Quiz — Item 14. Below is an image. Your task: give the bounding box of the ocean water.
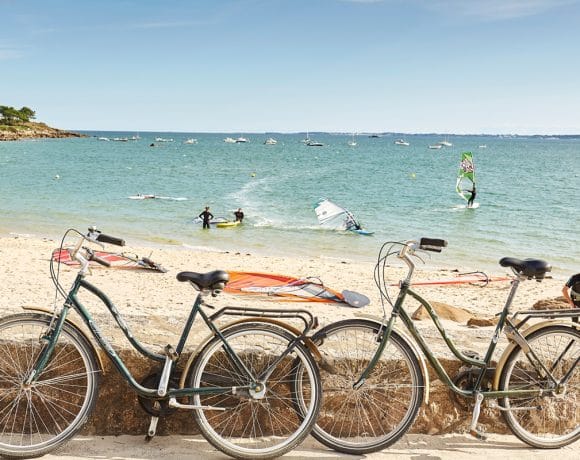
[0,132,578,276]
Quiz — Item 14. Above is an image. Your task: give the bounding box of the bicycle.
[0,227,322,459]
[298,237,579,454]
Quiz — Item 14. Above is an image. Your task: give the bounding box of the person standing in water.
[199,206,214,229]
[467,185,477,208]
[234,208,244,223]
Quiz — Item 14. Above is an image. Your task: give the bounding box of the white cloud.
[424,0,580,20]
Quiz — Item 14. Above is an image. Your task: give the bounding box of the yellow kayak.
[216,221,241,228]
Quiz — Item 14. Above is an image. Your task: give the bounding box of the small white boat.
[97,137,110,141]
[224,137,237,143]
[301,131,311,143]
[236,136,249,143]
[478,144,487,149]
[394,139,410,146]
[438,137,452,147]
[306,140,324,147]
[428,144,442,150]
[112,137,129,142]
[184,138,198,144]
[264,137,277,145]
[347,133,357,146]
[155,137,174,142]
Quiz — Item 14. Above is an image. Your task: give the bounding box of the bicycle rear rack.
[209,306,318,335]
[512,308,579,329]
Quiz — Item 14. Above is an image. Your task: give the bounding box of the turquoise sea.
[0,132,578,276]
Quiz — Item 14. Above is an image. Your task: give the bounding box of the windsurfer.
[562,273,580,308]
[467,185,477,208]
[198,206,214,229]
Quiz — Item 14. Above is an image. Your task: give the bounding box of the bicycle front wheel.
[0,313,100,458]
[499,324,579,448]
[189,323,321,459]
[304,319,424,454]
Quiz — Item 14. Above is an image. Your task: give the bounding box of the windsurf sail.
[314,198,361,231]
[456,152,476,202]
[224,271,370,308]
[389,272,512,287]
[52,248,167,272]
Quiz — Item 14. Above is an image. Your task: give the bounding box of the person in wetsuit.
[199,206,214,229]
[234,208,244,223]
[467,185,477,208]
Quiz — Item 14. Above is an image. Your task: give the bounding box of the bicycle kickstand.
[469,392,487,441]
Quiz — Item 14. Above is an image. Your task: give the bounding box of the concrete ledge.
[79,349,510,437]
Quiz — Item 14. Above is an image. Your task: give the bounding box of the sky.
[2,0,580,134]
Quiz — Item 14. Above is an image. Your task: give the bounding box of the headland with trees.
[0,105,84,141]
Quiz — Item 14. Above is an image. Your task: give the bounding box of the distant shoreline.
[0,121,86,141]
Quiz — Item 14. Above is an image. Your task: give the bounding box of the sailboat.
[314,199,373,235]
[438,135,453,147]
[456,152,477,208]
[347,133,357,146]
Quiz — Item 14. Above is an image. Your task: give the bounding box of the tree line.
[0,106,36,125]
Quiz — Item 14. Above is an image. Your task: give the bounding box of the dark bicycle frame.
[355,276,578,400]
[30,271,313,400]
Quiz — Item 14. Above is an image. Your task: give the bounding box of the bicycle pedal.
[469,429,488,441]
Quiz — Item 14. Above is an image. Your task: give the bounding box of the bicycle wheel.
[0,313,99,458]
[300,319,424,454]
[499,324,579,448]
[189,323,321,459]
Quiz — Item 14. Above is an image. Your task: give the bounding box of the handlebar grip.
[96,233,125,246]
[419,238,448,252]
[90,254,111,267]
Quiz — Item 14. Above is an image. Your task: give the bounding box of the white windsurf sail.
[455,152,476,202]
[314,198,359,231]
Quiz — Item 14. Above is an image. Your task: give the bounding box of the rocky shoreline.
[0,121,85,141]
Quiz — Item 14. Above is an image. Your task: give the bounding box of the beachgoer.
[467,185,477,208]
[562,273,580,308]
[234,208,244,223]
[199,206,214,229]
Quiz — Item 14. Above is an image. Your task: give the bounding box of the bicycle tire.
[188,323,321,459]
[499,324,579,448]
[0,313,100,458]
[299,318,424,454]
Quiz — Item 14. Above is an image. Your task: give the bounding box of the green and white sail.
[455,152,475,202]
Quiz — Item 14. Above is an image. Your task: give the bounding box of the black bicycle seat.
[499,257,551,279]
[176,270,229,291]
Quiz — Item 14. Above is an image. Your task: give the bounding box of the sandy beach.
[0,233,575,458]
[0,233,565,349]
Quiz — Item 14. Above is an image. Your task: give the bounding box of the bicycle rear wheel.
[499,324,579,448]
[0,313,99,458]
[301,319,424,454]
[189,323,321,459]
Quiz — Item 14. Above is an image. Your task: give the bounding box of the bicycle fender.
[354,312,430,404]
[493,319,580,390]
[178,317,321,389]
[21,305,105,372]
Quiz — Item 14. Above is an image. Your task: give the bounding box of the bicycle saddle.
[499,257,551,279]
[176,270,230,291]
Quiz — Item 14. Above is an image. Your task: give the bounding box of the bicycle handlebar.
[88,250,111,267]
[419,237,447,253]
[87,227,125,247]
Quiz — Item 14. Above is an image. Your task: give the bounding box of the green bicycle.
[0,228,321,459]
[301,237,579,454]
